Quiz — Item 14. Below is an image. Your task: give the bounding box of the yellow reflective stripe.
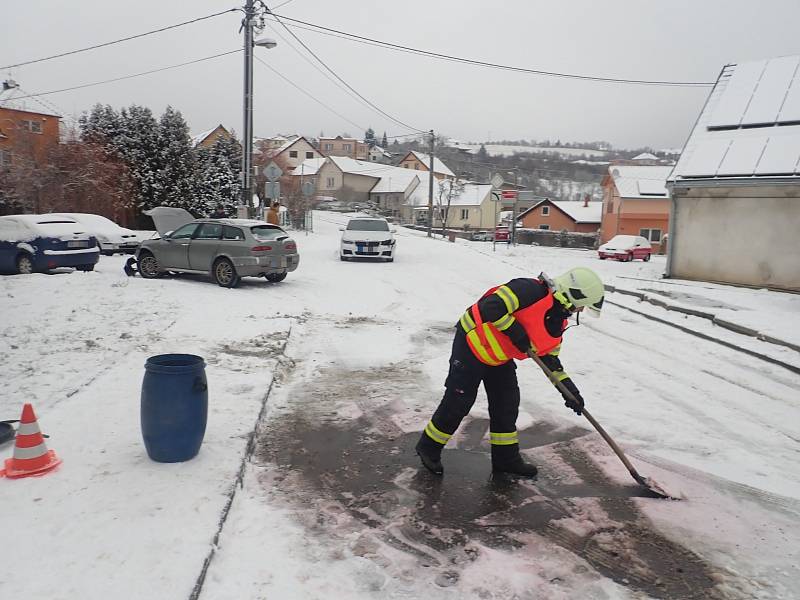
[467,330,503,366]
[489,431,519,445]
[492,314,515,331]
[552,370,569,382]
[460,310,476,333]
[495,285,520,313]
[424,421,451,445]
[482,325,509,362]
[549,345,561,356]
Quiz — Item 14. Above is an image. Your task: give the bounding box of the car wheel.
[213,257,240,288]
[643,253,651,262]
[266,271,287,283]
[16,254,34,275]
[625,253,633,262]
[138,251,161,279]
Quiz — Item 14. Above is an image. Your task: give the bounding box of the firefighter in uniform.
[415,267,605,477]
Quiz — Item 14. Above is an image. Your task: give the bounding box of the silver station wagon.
[134,207,299,287]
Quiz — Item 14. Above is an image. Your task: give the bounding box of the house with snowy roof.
[600,164,673,246]
[517,197,602,233]
[367,144,393,164]
[318,135,369,160]
[258,136,324,173]
[397,150,455,180]
[190,125,233,148]
[293,155,383,204]
[667,54,800,291]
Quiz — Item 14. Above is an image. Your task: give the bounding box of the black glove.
[560,378,584,416]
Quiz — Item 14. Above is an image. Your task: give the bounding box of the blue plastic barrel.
[141,354,208,463]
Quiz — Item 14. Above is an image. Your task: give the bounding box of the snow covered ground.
[455,143,610,159]
[1,213,798,599]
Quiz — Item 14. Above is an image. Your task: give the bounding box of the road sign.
[265,181,280,199]
[301,180,315,198]
[490,173,504,188]
[263,161,283,182]
[501,190,518,200]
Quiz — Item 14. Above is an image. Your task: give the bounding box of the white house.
[667,54,800,292]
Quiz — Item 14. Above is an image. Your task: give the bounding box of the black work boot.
[415,434,444,475]
[491,444,538,478]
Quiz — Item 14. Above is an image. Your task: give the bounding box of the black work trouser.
[429,328,521,442]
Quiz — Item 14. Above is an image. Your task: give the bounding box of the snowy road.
[1,212,798,599]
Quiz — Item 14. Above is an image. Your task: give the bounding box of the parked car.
[471,231,494,242]
[339,217,396,262]
[134,207,299,287]
[494,226,510,243]
[51,213,141,255]
[0,215,99,274]
[598,235,652,261]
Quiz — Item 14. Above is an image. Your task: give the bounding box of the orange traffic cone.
[0,403,61,479]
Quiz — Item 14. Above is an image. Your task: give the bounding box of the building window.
[21,120,42,134]
[0,149,10,167]
[375,195,381,203]
[414,164,419,170]
[289,150,298,158]
[640,228,662,242]
[539,224,550,230]
[326,177,335,188]
[541,206,550,216]
[460,209,469,220]
[324,143,333,151]
[607,201,614,213]
[343,144,351,151]
[306,151,314,159]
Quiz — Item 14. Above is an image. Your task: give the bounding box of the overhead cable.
[269,13,715,88]
[1,8,238,70]
[268,10,426,132]
[8,50,241,100]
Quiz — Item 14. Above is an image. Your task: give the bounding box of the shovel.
[527,350,674,499]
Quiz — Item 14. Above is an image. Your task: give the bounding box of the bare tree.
[436,177,465,238]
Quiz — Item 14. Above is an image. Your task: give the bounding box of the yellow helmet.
[553,267,605,316]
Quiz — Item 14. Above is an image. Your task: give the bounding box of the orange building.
[600,165,673,246]
[0,105,61,168]
[517,198,601,233]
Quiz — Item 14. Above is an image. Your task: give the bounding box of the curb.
[605,284,800,355]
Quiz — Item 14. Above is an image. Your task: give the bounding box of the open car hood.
[144,207,195,237]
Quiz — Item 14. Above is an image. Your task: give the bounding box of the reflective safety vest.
[460,283,565,366]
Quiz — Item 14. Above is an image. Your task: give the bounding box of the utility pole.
[426,129,434,237]
[240,0,256,218]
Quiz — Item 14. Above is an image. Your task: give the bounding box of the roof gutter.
[668,176,800,190]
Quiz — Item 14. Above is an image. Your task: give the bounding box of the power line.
[1,8,238,70]
[269,13,715,88]
[254,56,366,132]
[8,50,242,100]
[267,10,426,132]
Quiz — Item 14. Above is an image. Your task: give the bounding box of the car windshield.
[347,219,389,232]
[251,225,288,241]
[608,235,636,245]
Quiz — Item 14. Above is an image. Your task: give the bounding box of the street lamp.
[240,0,277,217]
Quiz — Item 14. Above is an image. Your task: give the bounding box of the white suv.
[340,217,396,262]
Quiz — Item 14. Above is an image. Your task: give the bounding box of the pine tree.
[381,131,388,147]
[364,127,376,147]
[194,136,241,216]
[154,106,196,212]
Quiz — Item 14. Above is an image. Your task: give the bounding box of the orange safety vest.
[463,283,565,366]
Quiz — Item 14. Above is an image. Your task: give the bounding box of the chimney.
[583,193,590,207]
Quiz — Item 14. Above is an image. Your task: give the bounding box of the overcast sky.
[3,0,800,150]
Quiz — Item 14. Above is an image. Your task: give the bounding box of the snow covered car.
[339,217,396,261]
[134,207,299,288]
[598,235,652,261]
[51,213,141,255]
[0,215,99,274]
[471,231,494,242]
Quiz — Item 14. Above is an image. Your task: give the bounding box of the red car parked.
[598,235,652,261]
[494,226,510,243]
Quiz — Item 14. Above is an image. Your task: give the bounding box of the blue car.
[0,215,100,274]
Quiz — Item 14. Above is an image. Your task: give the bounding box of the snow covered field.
[1,213,799,599]
[455,143,610,159]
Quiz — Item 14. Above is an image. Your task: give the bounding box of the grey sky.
[3,0,799,149]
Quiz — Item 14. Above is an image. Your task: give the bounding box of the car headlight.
[342,240,354,245]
